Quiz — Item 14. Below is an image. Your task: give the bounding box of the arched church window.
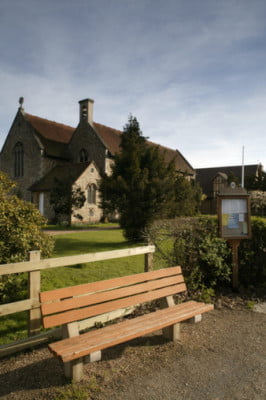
[14,142,24,177]
[79,148,88,162]
[88,184,97,204]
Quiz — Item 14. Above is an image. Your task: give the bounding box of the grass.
[42,229,146,291]
[52,229,131,257]
[0,228,149,345]
[44,222,119,231]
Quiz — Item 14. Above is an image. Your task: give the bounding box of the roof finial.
[18,96,24,112]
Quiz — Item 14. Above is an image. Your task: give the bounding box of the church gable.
[68,122,107,172]
[0,108,44,201]
[68,99,112,173]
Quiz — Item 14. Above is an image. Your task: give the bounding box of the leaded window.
[88,184,97,204]
[14,142,24,177]
[79,148,88,162]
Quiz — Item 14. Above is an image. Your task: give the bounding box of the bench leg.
[85,350,102,363]
[190,314,202,323]
[163,323,180,341]
[64,358,84,382]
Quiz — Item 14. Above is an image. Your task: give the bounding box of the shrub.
[250,191,266,217]
[146,217,231,298]
[0,172,54,303]
[239,217,266,296]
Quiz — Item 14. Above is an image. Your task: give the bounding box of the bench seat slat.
[42,275,185,316]
[51,301,202,354]
[43,283,187,328]
[49,301,214,362]
[40,266,182,302]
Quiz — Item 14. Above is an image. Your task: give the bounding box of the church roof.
[24,112,194,175]
[25,113,74,143]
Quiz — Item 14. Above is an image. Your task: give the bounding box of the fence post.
[145,251,153,272]
[28,250,41,336]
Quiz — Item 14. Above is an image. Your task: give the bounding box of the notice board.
[218,195,251,239]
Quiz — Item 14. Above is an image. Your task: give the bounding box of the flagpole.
[241,146,245,188]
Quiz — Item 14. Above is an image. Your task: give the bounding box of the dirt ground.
[0,299,265,400]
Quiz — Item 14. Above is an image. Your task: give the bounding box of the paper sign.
[227,213,239,229]
[239,213,244,222]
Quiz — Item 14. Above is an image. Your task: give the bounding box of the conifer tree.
[100,115,177,241]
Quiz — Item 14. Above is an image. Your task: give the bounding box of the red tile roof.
[25,113,75,143]
[24,113,194,174]
[93,122,122,155]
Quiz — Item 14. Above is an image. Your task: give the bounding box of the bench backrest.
[40,266,186,329]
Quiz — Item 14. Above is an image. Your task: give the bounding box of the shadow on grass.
[53,237,138,257]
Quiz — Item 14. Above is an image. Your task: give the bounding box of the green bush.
[146,217,231,298]
[239,217,266,295]
[0,172,54,303]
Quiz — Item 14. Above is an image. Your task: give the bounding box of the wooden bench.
[40,266,214,381]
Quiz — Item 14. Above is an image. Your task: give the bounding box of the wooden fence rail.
[0,245,155,358]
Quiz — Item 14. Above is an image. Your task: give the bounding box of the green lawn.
[41,229,147,291]
[1,229,150,345]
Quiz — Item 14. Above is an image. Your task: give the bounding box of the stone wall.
[71,162,102,224]
[68,122,107,173]
[0,111,42,202]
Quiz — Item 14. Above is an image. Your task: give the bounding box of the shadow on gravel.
[0,335,168,398]
[0,356,65,397]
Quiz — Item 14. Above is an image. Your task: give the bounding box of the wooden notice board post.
[217,183,251,289]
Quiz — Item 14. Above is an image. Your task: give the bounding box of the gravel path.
[0,305,265,400]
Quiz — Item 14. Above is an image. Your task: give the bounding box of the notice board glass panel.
[221,198,249,238]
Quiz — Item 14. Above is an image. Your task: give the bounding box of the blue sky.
[0,0,266,168]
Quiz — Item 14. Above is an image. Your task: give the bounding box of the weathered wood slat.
[43,284,187,328]
[40,266,181,302]
[50,302,214,362]
[0,298,39,317]
[42,275,185,315]
[0,246,155,276]
[28,251,41,336]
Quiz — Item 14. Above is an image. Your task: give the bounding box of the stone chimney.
[79,98,94,124]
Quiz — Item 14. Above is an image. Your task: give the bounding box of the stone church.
[0,98,195,224]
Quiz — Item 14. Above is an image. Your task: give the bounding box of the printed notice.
[221,199,247,214]
[239,213,245,222]
[227,213,239,229]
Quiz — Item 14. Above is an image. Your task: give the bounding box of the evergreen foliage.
[100,115,199,241]
[172,175,202,216]
[245,170,266,216]
[245,170,266,191]
[239,217,266,295]
[50,178,86,225]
